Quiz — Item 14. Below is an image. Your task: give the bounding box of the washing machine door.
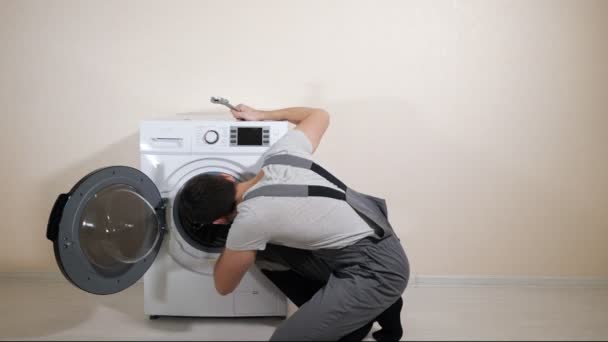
[46,166,166,295]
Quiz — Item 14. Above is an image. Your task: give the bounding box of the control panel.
[140,120,289,155]
[193,121,286,152]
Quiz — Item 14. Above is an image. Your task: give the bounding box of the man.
[178,105,409,341]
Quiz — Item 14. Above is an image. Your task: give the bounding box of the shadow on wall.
[15,125,280,338]
[2,134,138,337]
[38,133,140,271]
[321,96,606,275]
[30,95,606,279]
[42,133,139,192]
[312,95,451,205]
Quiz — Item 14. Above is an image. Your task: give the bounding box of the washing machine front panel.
[137,119,288,274]
[47,166,166,295]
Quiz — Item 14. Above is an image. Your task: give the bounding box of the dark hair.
[177,174,236,228]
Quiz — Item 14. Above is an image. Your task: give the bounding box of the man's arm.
[213,249,257,295]
[231,105,330,152]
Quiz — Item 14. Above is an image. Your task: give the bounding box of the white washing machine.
[46,119,288,318]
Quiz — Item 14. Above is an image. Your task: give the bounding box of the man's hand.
[213,248,257,295]
[231,104,265,121]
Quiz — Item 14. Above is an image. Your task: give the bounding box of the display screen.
[237,127,263,146]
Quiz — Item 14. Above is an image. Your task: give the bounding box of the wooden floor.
[1,275,607,341]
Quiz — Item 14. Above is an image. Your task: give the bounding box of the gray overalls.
[243,154,410,341]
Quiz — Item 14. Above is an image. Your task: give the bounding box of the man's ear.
[213,217,230,225]
[219,174,236,182]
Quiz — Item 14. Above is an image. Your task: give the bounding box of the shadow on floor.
[0,278,283,339]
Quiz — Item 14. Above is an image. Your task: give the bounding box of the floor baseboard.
[0,271,146,284]
[0,271,65,282]
[412,275,608,288]
[2,272,607,288]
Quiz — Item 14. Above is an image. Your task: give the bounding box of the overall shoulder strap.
[263,154,347,191]
[243,184,346,202]
[249,154,392,239]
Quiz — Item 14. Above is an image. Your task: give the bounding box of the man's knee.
[269,308,341,341]
[270,321,320,341]
[269,324,292,341]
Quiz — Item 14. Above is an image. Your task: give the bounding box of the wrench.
[210,96,239,111]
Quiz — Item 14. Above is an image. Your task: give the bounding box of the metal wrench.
[210,96,239,112]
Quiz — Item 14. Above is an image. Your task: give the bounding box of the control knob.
[203,130,219,144]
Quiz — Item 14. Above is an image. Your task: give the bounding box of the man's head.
[177,173,237,228]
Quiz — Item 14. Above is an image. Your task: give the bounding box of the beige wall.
[1,0,607,276]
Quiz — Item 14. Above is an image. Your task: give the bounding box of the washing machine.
[46,119,288,318]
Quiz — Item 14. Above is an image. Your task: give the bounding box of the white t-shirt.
[225,129,373,251]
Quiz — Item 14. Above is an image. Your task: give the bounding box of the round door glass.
[79,184,160,276]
